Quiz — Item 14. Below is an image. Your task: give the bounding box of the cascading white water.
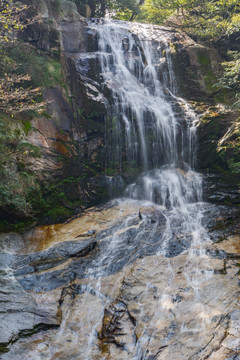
[89,19,201,202]
[92,20,198,175]
[78,19,215,359]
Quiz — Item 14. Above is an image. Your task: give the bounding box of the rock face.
[12,1,233,222]
[0,0,234,226]
[0,0,110,224]
[0,0,237,228]
[0,201,239,358]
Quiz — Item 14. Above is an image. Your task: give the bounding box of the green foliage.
[0,114,41,217]
[74,0,145,20]
[110,0,145,21]
[0,0,27,45]
[22,120,32,134]
[4,43,64,89]
[217,119,240,176]
[137,0,172,24]
[228,158,240,174]
[0,0,45,114]
[0,182,30,214]
[74,0,106,17]
[216,51,240,108]
[135,0,240,40]
[74,0,240,33]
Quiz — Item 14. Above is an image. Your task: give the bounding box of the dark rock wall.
[170,36,240,206]
[0,0,110,229]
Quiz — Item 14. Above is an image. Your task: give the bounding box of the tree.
[109,0,145,21]
[74,0,107,17]
[75,0,145,20]
[0,0,43,114]
[0,0,26,44]
[137,0,240,41]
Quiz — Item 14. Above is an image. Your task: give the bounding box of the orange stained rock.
[22,202,142,254]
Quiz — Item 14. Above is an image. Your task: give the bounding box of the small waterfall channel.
[2,19,240,360]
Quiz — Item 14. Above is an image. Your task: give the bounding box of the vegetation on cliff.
[0,0,73,229]
[0,0,44,113]
[0,0,108,230]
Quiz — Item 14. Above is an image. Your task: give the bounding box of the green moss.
[6,44,65,89]
[196,51,220,94]
[197,52,210,66]
[22,120,32,135]
[126,166,142,178]
[205,69,217,91]
[44,59,64,87]
[24,174,92,224]
[105,167,116,176]
[228,158,240,174]
[200,115,220,140]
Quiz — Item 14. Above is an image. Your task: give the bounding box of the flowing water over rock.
[0,20,239,359]
[93,20,198,173]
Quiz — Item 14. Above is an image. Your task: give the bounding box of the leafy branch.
[0,0,44,114]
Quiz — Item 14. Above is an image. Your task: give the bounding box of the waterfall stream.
[2,19,239,360]
[94,20,196,173]
[79,19,214,359]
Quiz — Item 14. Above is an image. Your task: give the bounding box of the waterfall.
[89,19,201,202]
[4,19,237,360]
[78,19,214,359]
[0,19,240,360]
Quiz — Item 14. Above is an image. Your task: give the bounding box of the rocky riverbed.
[0,199,239,359]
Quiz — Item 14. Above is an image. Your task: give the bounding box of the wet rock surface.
[0,253,60,352]
[13,205,168,293]
[1,12,240,358]
[0,200,239,359]
[202,174,240,206]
